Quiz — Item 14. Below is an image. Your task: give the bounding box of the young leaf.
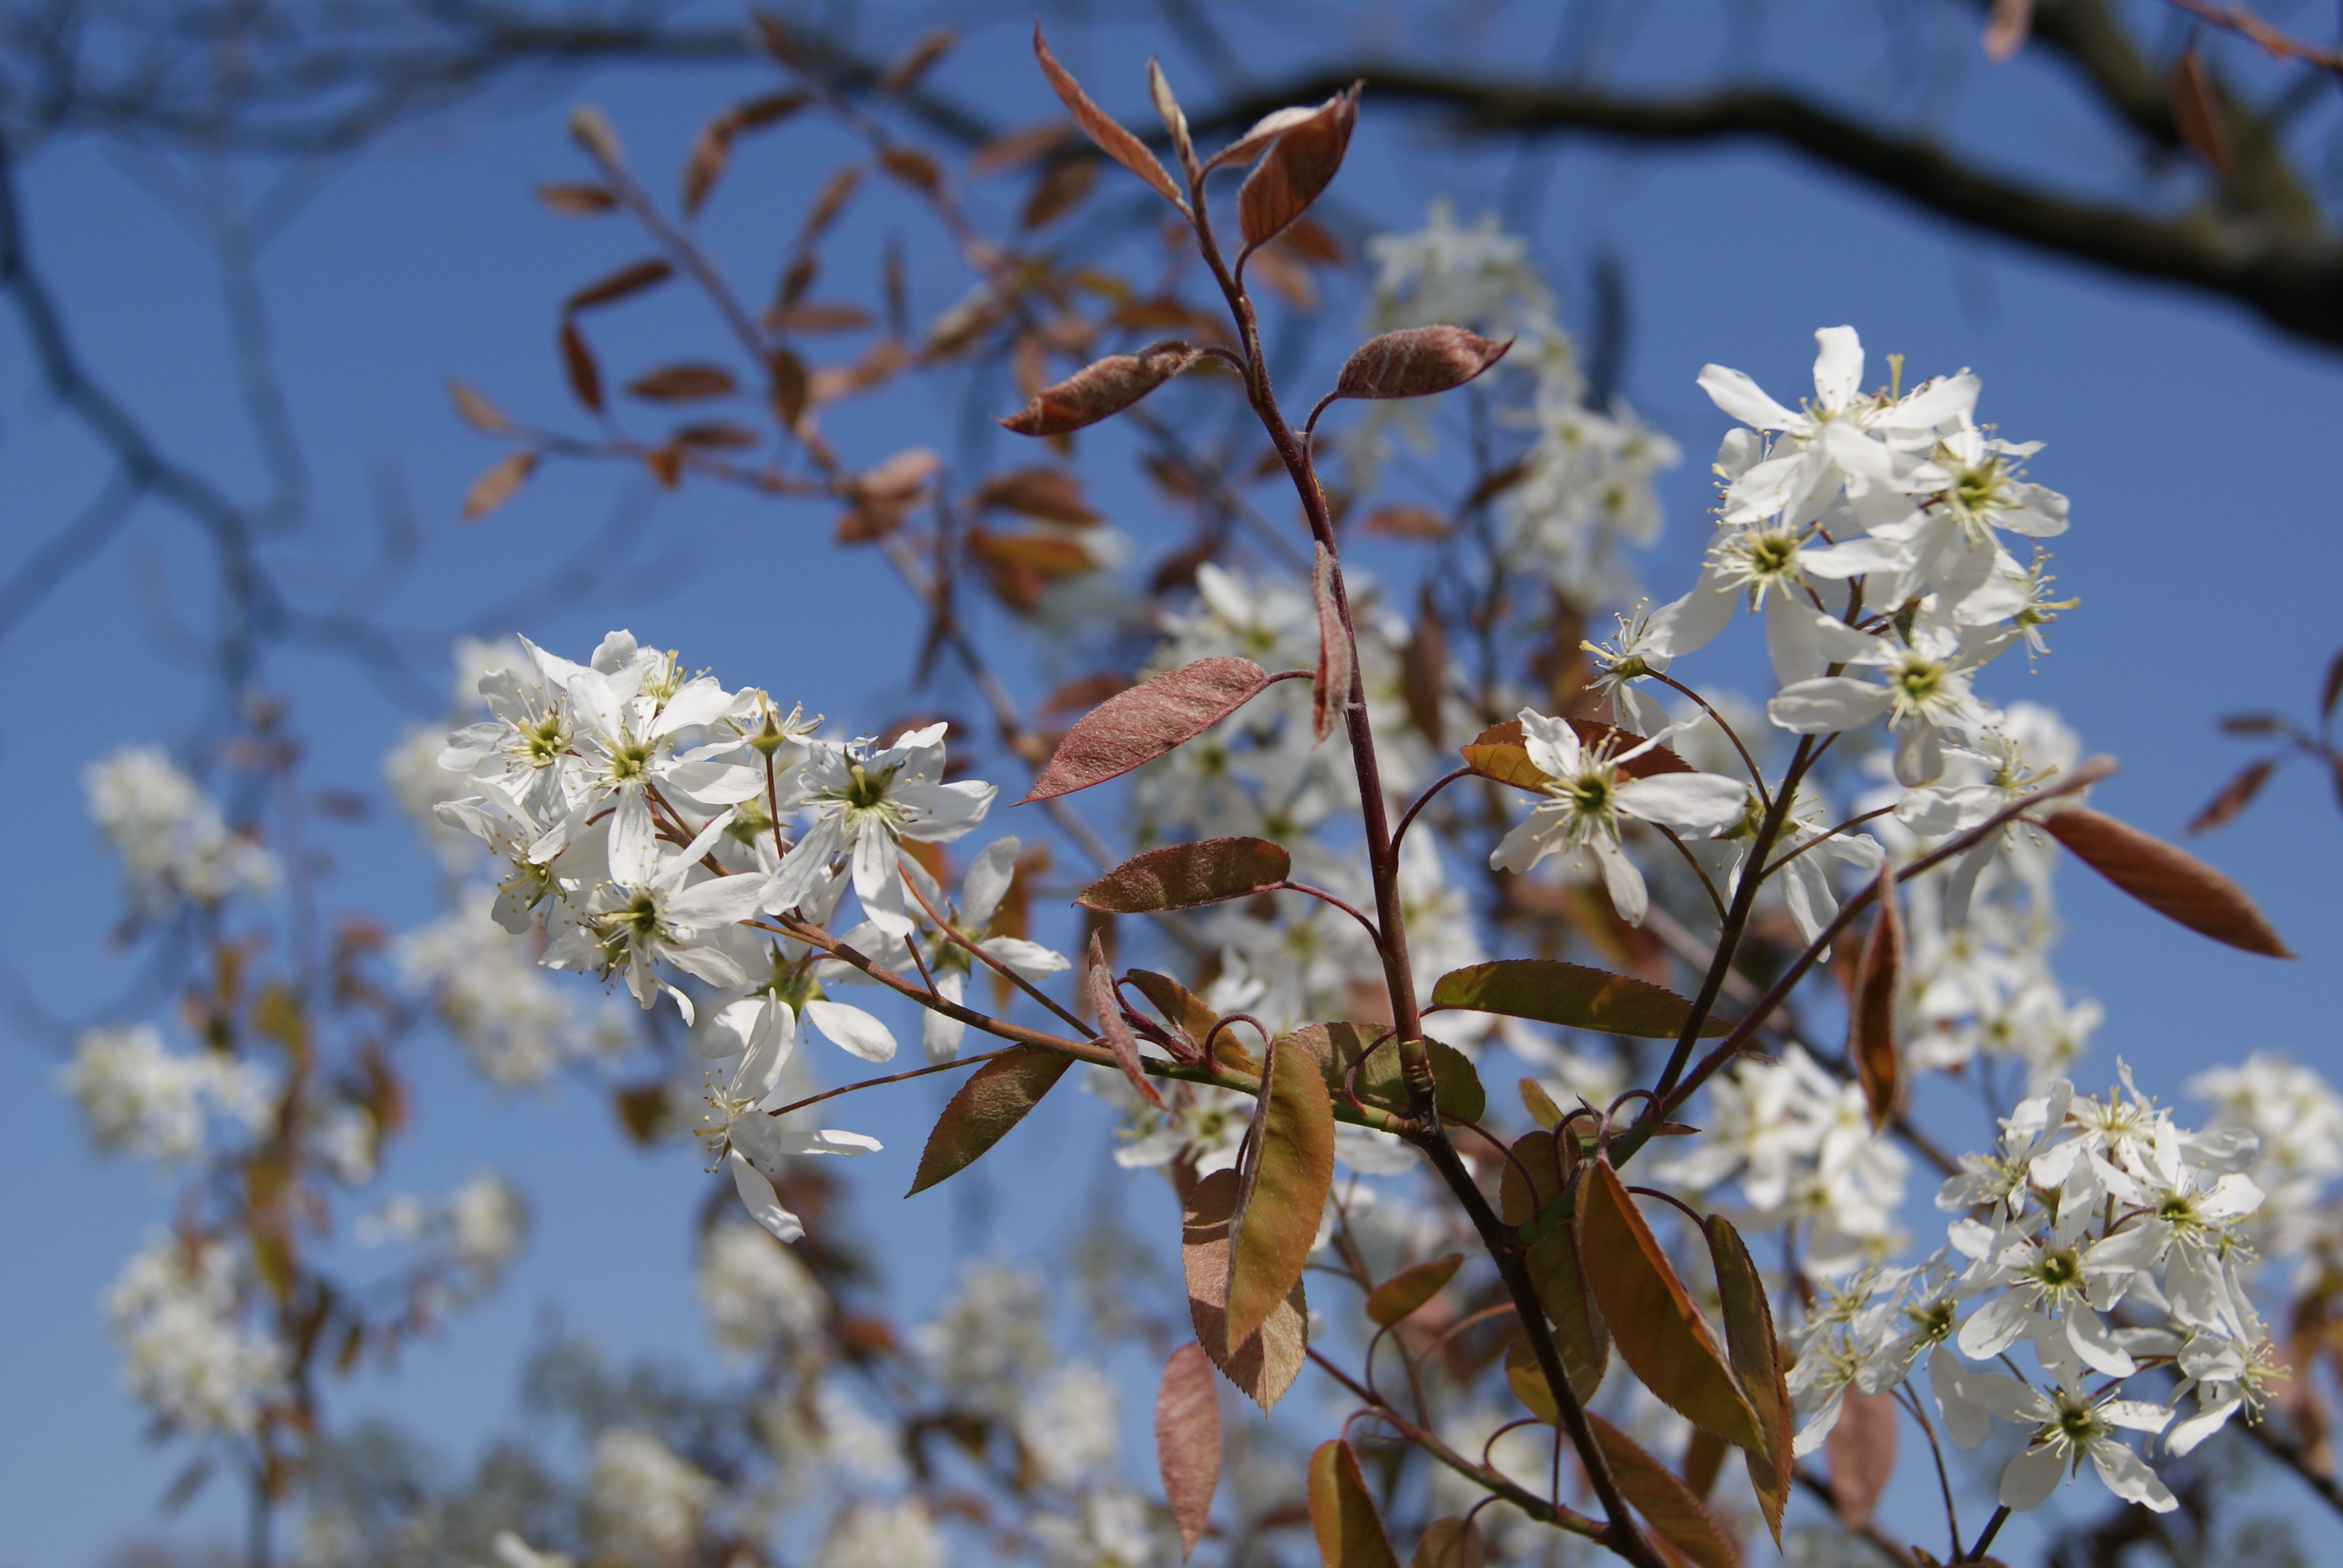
[1238,88,1359,251]
[461,450,537,523]
[1076,838,1291,914]
[1706,1215,1791,1542]
[563,257,673,313]
[1031,24,1188,211]
[878,28,957,95]
[1333,327,1512,403]
[1366,1254,1463,1327]
[448,379,514,434]
[559,321,603,413]
[1311,543,1351,744]
[1225,1030,1335,1347]
[971,466,1099,525]
[1289,1022,1484,1123]
[1126,969,1221,1056]
[905,1048,1073,1194]
[1587,1415,1744,1568]
[1502,1336,1560,1425]
[998,340,1202,436]
[1461,717,1691,789]
[1307,1440,1401,1568]
[2166,50,2230,177]
[536,181,617,215]
[2186,757,2276,835]
[1023,656,1273,801]
[1430,959,1729,1039]
[2041,806,2290,956]
[1576,1163,1766,1454]
[1525,1225,1608,1403]
[626,363,738,401]
[1519,1076,1564,1130]
[1825,1389,1899,1530]
[1090,933,1165,1111]
[1849,869,1904,1132]
[1409,1518,1486,1568]
[1149,58,1197,176]
[1155,1343,1221,1560]
[1182,1168,1308,1411]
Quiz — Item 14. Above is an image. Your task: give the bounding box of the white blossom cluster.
[103,1232,287,1436]
[85,745,277,919]
[57,1022,272,1161]
[355,1171,530,1306]
[696,1220,828,1356]
[585,1426,715,1568]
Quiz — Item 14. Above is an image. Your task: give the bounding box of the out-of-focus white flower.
[2191,1051,2343,1256]
[58,1024,272,1162]
[585,1428,712,1568]
[86,746,277,916]
[697,1222,827,1355]
[1018,1364,1119,1487]
[916,1261,1055,1414]
[824,1498,945,1568]
[1032,1487,1159,1568]
[397,889,578,1088]
[104,1232,286,1436]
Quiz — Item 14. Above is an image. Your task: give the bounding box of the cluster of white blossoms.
[2191,1052,2343,1263]
[103,1232,287,1437]
[426,630,1066,1245]
[1365,201,1680,601]
[585,1427,716,1568]
[355,1172,530,1305]
[57,1022,272,1161]
[696,1220,828,1356]
[1791,1070,2276,1517]
[85,745,277,919]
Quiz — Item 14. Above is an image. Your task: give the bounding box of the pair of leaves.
[1225,1029,1337,1347]
[2042,806,2290,956]
[1183,1167,1308,1410]
[1430,959,1728,1040]
[1849,869,1904,1131]
[1023,656,1276,802]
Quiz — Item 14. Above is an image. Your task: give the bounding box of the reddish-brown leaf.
[447,379,513,435]
[878,28,957,95]
[1078,838,1291,914]
[460,450,537,523]
[966,527,1095,580]
[1587,1415,1743,1568]
[766,301,874,335]
[801,165,863,241]
[998,340,1202,436]
[1156,1344,1221,1560]
[2042,807,2290,956]
[1525,1225,1608,1403]
[1020,155,1099,229]
[972,467,1099,525]
[1363,504,1452,540]
[1430,959,1727,1039]
[906,1048,1073,1195]
[2322,646,2343,720]
[1040,670,1132,716]
[1849,869,1904,1132]
[567,104,623,166]
[969,120,1074,175]
[1461,717,1691,790]
[559,320,603,413]
[1125,968,1220,1057]
[673,421,760,450]
[680,95,809,218]
[2217,711,2290,736]
[626,363,737,402]
[1312,543,1352,744]
[1982,0,2033,61]
[1577,1163,1766,1453]
[1409,1517,1486,1568]
[1090,933,1164,1111]
[1334,326,1512,402]
[1237,88,1359,250]
[1366,1254,1463,1327]
[1707,1215,1791,1542]
[535,182,616,215]
[1308,1440,1400,1568]
[1403,584,1446,745]
[1825,1390,1899,1530]
[1024,656,1274,802]
[1150,59,1197,175]
[564,256,673,313]
[767,347,809,432]
[878,145,944,195]
[1182,1168,1308,1411]
[1225,1029,1335,1347]
[2187,757,2277,835]
[2168,51,2230,176]
[1031,24,1187,211]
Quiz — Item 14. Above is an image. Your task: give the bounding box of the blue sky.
[3,9,2339,1564]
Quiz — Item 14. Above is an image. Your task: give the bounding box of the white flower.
[585,1428,712,1568]
[85,746,276,916]
[1488,710,1748,925]
[58,1024,271,1162]
[824,1498,945,1568]
[1769,619,1999,785]
[897,835,1069,1063]
[1018,1364,1119,1487]
[542,810,773,1010]
[1958,1369,2177,1514]
[915,1262,1056,1413]
[697,1222,827,1354]
[104,1232,286,1436]
[768,722,996,937]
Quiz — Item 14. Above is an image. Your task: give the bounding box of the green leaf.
[1408,1517,1485,1568]
[1225,1030,1336,1347]
[1182,1169,1306,1411]
[1502,1335,1559,1425]
[1076,837,1291,913]
[1366,1254,1463,1327]
[1307,1439,1400,1568]
[1706,1215,1791,1543]
[1587,1414,1743,1568]
[1430,959,1728,1039]
[1525,1224,1608,1404]
[906,1049,1073,1195]
[1519,1076,1564,1129]
[1576,1163,1765,1453]
[1286,1022,1484,1123]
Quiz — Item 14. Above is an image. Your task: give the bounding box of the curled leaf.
[1156,1343,1221,1560]
[1366,1254,1463,1327]
[1182,1168,1307,1410]
[1849,869,1904,1132]
[999,340,1204,437]
[1238,88,1359,250]
[906,1048,1073,1194]
[1077,838,1289,913]
[1430,959,1728,1039]
[1024,656,1273,801]
[1032,24,1187,210]
[1334,327,1512,402]
[1576,1163,1765,1454]
[2041,806,2290,956]
[1706,1215,1791,1542]
[1090,933,1164,1111]
[1125,969,1221,1057]
[1308,1440,1400,1568]
[1311,543,1352,744]
[1225,1030,1335,1347]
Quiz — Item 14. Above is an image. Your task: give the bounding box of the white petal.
[2064,1308,2137,1379]
[728,1148,804,1243]
[807,998,897,1062]
[1931,1353,1993,1450]
[2087,1438,2176,1512]
[1768,678,1893,734]
[2099,1400,2173,1435]
[607,791,658,888]
[923,972,965,1064]
[959,837,1021,928]
[1592,837,1648,927]
[979,936,1070,979]
[1642,572,1737,659]
[2164,1391,2240,1457]
[665,870,772,927]
[1617,772,1749,834]
[1999,1444,2067,1512]
[775,1126,883,1157]
[1697,363,1798,430]
[1810,325,1864,410]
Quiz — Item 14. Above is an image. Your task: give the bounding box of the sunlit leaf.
[1587,1414,1743,1568]
[1366,1254,1463,1327]
[1237,88,1358,250]
[997,340,1204,436]
[1225,1029,1335,1347]
[1182,1169,1306,1411]
[1031,24,1188,210]
[1307,1440,1400,1568]
[1023,656,1273,801]
[1333,326,1511,402]
[1156,1342,1221,1560]
[905,1049,1073,1195]
[460,450,537,523]
[1076,838,1290,913]
[1124,969,1221,1057]
[1430,959,1728,1039]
